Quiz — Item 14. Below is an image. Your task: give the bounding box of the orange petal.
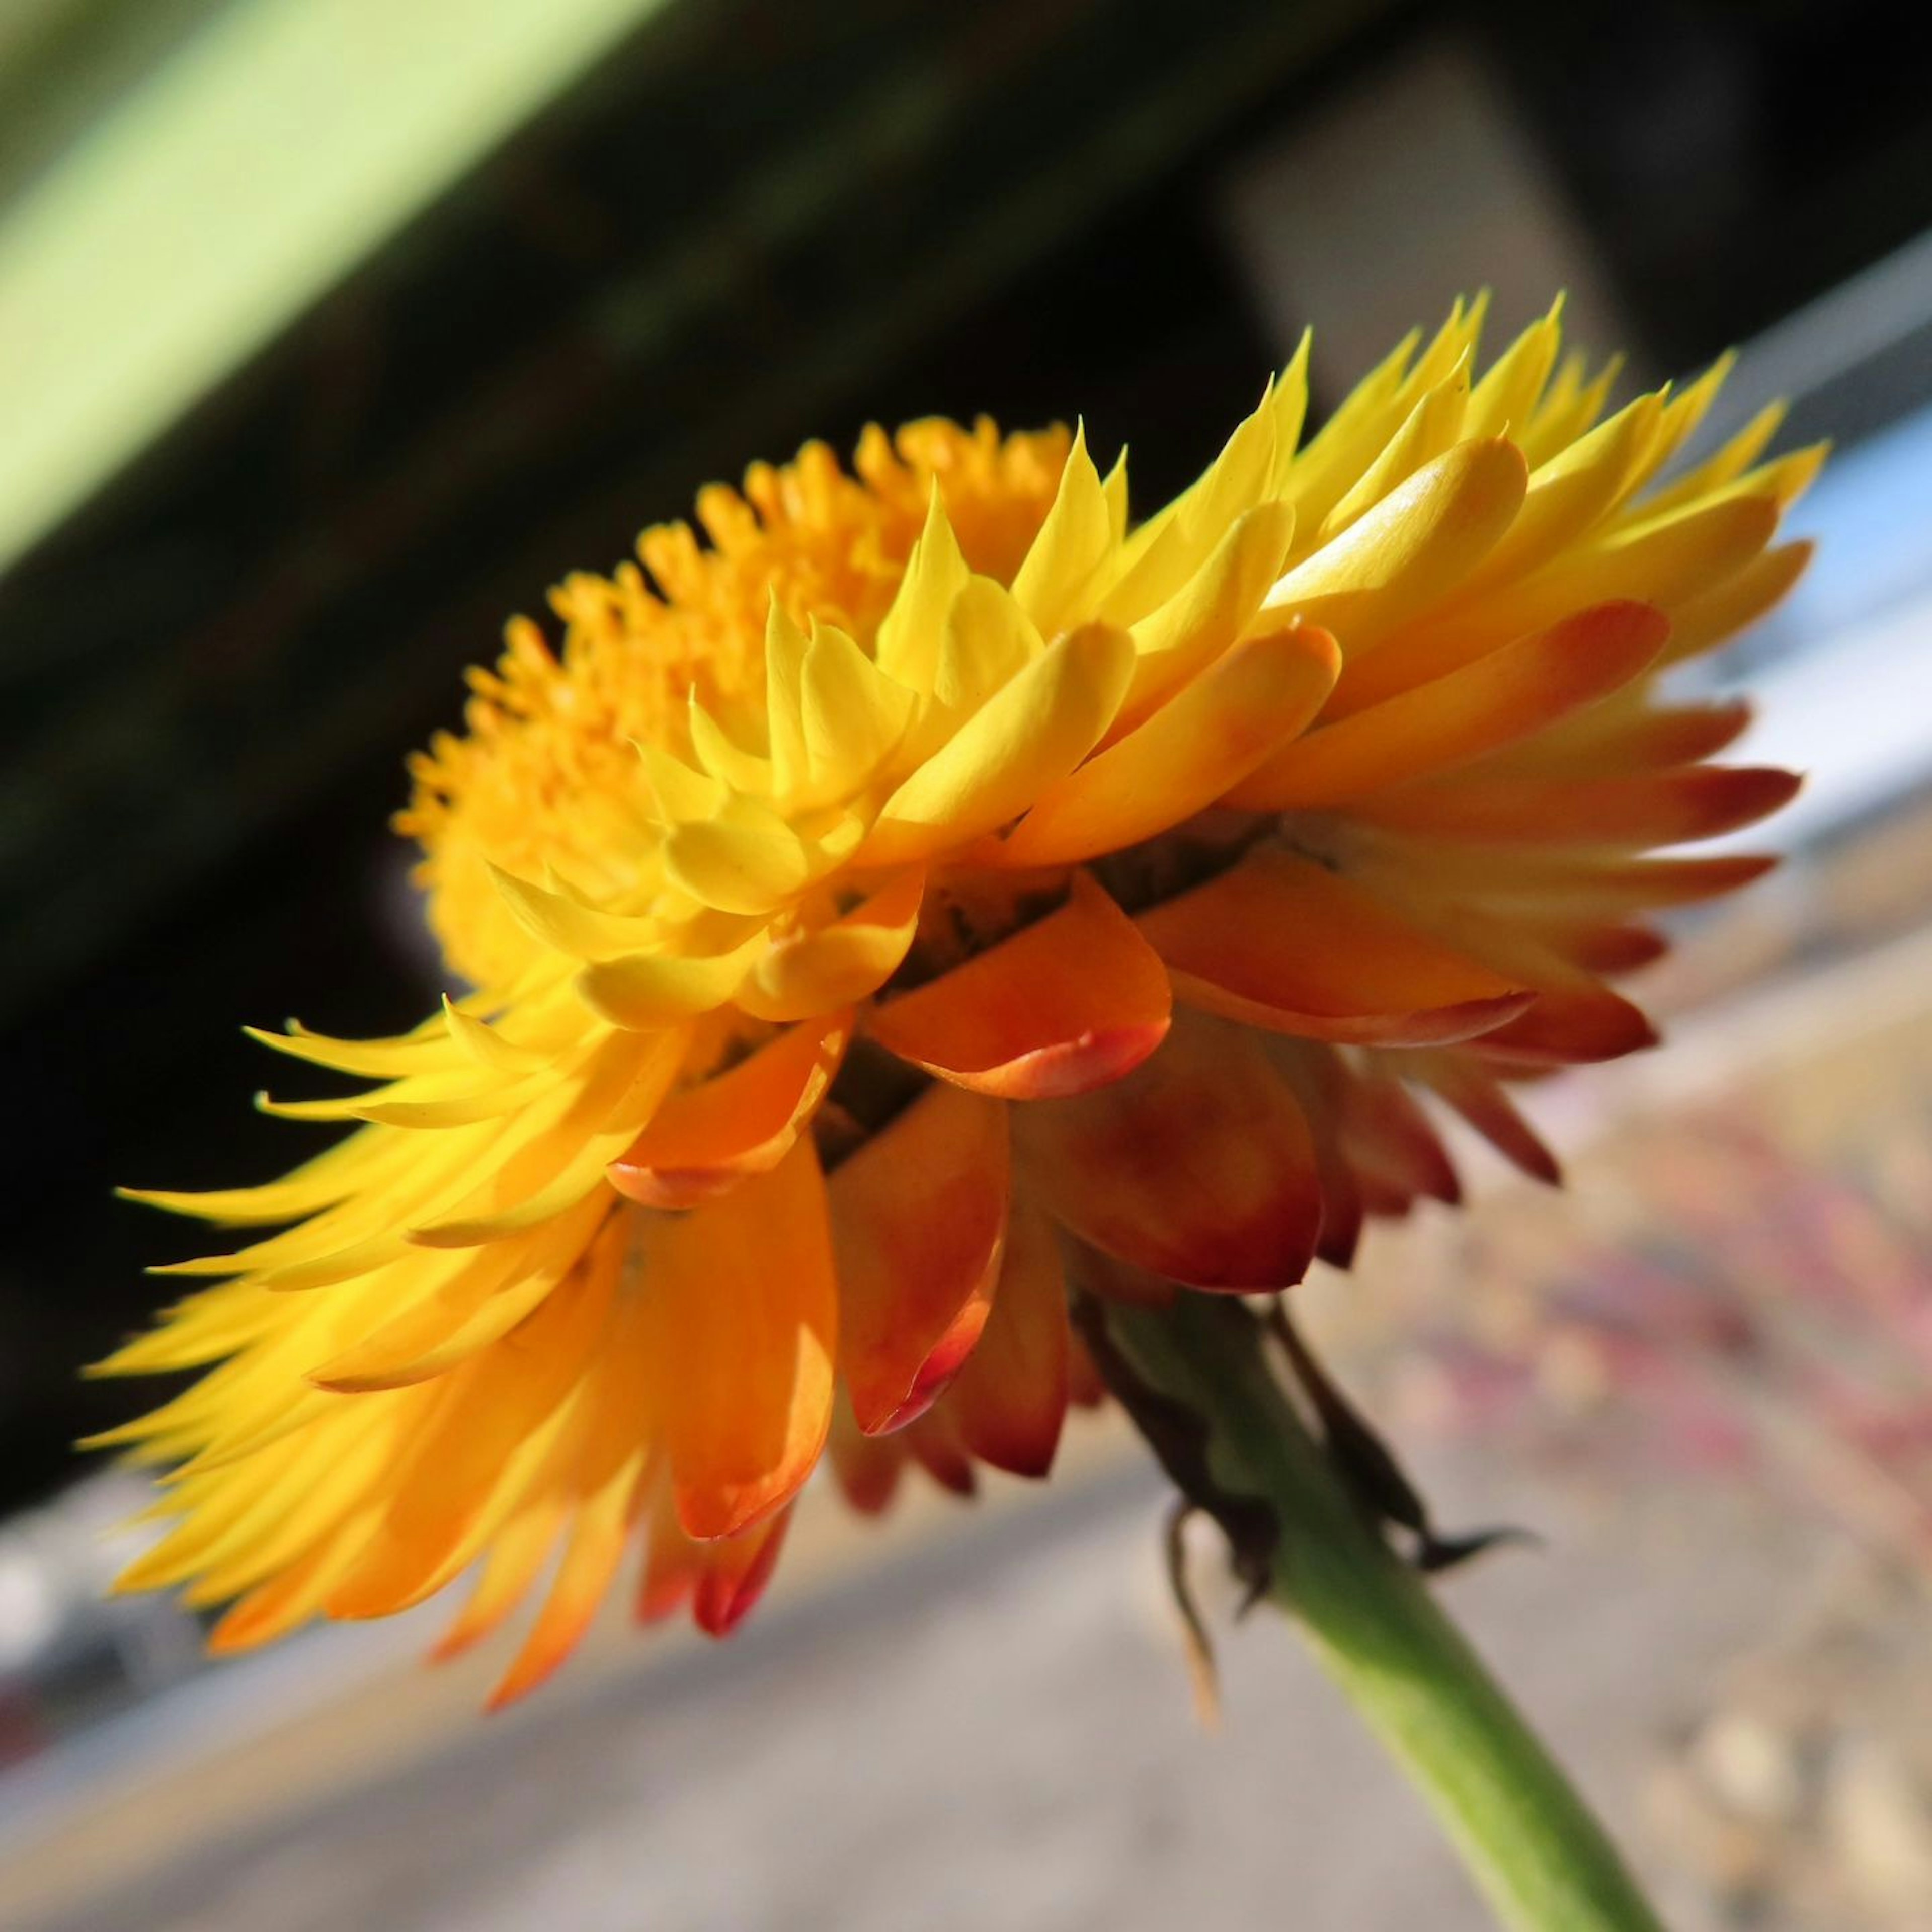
[429,1495,566,1663]
[866,874,1170,1100]
[1357,766,1800,847]
[608,1013,851,1209]
[322,1246,623,1619]
[996,625,1340,866]
[646,1139,838,1541]
[830,1083,1010,1434]
[948,1199,1071,1478]
[734,869,924,1023]
[1138,846,1532,1046]
[690,1511,791,1636]
[1018,1014,1324,1292]
[1227,600,1669,810]
[486,1454,647,1710]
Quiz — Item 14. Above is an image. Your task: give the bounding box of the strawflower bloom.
[101,298,1816,1707]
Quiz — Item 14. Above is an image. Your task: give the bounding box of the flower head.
[102,298,1816,1704]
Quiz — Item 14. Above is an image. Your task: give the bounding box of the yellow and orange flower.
[101,298,1817,1705]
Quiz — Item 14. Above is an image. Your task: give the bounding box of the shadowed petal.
[1139,846,1531,1046]
[948,1198,1072,1478]
[1018,1014,1323,1292]
[831,1084,1011,1434]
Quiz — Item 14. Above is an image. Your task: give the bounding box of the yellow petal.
[1317,354,1470,541]
[1640,398,1786,518]
[1448,392,1664,601]
[800,622,916,797]
[1108,500,1296,733]
[576,935,765,1028]
[441,995,549,1075]
[1102,387,1280,619]
[874,485,970,694]
[860,620,1135,867]
[998,625,1339,866]
[1263,437,1528,655]
[762,596,812,803]
[687,693,772,793]
[1010,422,1112,634]
[487,865,662,963]
[734,869,925,1022]
[663,802,812,915]
[1661,539,1812,665]
[1462,299,1563,441]
[932,575,1041,717]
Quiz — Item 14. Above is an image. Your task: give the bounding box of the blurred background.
[4,0,1932,1925]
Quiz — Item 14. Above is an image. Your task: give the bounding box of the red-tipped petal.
[692,1511,791,1637]
[1337,1066,1462,1213]
[830,1083,1010,1434]
[1019,1014,1323,1292]
[638,1486,792,1637]
[948,1199,1071,1479]
[608,1013,851,1209]
[1401,1050,1562,1186]
[1138,846,1532,1046]
[867,874,1170,1100]
[1498,698,1754,779]
[1476,983,1660,1066]
[1538,920,1669,975]
[1358,765,1801,846]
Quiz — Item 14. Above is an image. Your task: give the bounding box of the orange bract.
[106,297,1814,1705]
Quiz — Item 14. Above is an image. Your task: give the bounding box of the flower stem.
[1100,1294,1666,1932]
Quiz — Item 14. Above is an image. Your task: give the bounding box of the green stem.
[1102,1295,1666,1932]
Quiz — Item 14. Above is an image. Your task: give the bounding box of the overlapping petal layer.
[107,298,1813,1703]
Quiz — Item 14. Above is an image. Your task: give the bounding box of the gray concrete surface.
[9,1447,1816,1932]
